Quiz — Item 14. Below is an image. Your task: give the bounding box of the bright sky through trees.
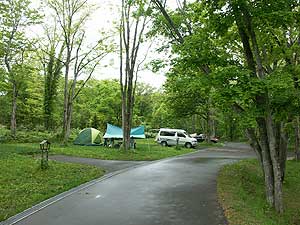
[29,0,170,88]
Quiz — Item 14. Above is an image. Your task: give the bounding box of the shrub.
[0,127,75,143]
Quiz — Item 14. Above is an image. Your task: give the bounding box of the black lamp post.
[40,140,50,169]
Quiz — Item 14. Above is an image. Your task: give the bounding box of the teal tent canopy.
[130,126,145,139]
[103,124,123,139]
[103,123,145,139]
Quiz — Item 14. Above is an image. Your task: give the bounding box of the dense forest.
[0,75,241,141]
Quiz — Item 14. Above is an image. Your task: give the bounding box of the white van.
[155,128,198,148]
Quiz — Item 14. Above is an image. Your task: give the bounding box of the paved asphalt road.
[49,155,147,173]
[7,143,255,225]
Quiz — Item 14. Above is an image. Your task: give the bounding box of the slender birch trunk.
[62,53,70,143]
[11,82,17,138]
[295,117,300,160]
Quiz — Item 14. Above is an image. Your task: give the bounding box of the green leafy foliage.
[73,79,122,130]
[0,65,45,129]
[0,126,80,144]
[149,0,300,143]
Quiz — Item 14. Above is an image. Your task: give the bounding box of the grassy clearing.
[0,148,104,222]
[0,139,195,161]
[218,159,300,225]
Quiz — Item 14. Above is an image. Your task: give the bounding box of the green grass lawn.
[0,148,105,222]
[217,159,300,225]
[0,139,196,161]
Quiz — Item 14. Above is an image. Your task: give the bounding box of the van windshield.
[184,132,192,138]
[177,132,186,137]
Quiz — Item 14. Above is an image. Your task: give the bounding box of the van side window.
[160,131,176,136]
[177,133,185,137]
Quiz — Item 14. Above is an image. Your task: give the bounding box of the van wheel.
[161,141,168,147]
[185,142,192,148]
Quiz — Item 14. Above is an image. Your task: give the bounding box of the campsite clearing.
[0,139,195,161]
[52,139,195,160]
[0,147,104,222]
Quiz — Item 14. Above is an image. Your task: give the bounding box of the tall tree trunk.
[121,92,129,150]
[123,112,131,150]
[294,117,300,160]
[10,82,17,138]
[44,48,63,130]
[246,128,263,169]
[44,83,55,130]
[266,112,283,213]
[232,2,287,212]
[210,114,215,137]
[279,125,288,181]
[44,99,52,129]
[274,122,288,181]
[205,110,211,143]
[64,100,73,143]
[205,97,213,143]
[5,57,18,138]
[62,54,70,143]
[122,73,134,151]
[122,102,132,150]
[191,114,196,133]
[257,118,275,207]
[63,73,77,143]
[44,73,51,130]
[229,117,235,141]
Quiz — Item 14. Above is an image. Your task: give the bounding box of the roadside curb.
[0,148,205,225]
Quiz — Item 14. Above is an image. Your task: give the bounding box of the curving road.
[4,143,255,225]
